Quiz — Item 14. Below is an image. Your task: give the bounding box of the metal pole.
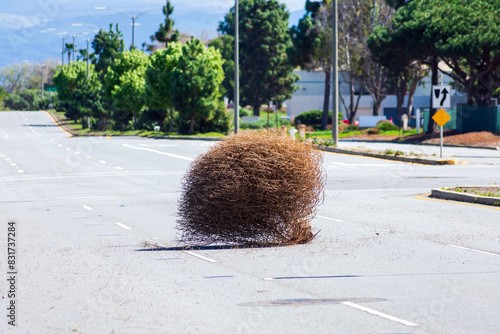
[440,125,443,158]
[41,65,45,99]
[61,37,65,65]
[86,38,90,79]
[72,35,76,62]
[331,0,339,146]
[132,16,136,49]
[234,0,239,134]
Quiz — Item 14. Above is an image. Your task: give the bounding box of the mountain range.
[0,9,305,69]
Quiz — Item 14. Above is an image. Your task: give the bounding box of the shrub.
[345,124,359,131]
[376,120,399,131]
[177,131,325,246]
[367,128,381,135]
[239,108,252,117]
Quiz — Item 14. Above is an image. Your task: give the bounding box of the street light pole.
[95,7,158,49]
[61,36,65,65]
[331,0,339,146]
[234,0,239,134]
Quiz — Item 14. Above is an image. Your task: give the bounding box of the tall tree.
[148,0,180,52]
[104,49,150,130]
[219,0,298,116]
[171,37,224,135]
[145,42,183,132]
[381,0,500,131]
[53,61,103,127]
[290,0,330,129]
[91,24,125,78]
[208,34,235,101]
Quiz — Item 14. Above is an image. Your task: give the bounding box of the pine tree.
[219,0,298,116]
[148,1,180,52]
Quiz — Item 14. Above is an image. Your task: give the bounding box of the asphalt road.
[0,111,499,334]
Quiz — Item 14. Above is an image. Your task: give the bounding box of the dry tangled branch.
[176,130,326,246]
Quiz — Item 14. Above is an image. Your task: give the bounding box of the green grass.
[307,128,421,140]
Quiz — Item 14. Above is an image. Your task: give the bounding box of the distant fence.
[423,104,500,133]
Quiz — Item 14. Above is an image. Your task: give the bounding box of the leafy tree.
[290,0,330,129]
[148,1,180,52]
[91,24,125,78]
[104,49,150,130]
[171,37,224,135]
[368,23,428,124]
[0,86,8,102]
[379,0,500,130]
[0,60,58,94]
[208,34,235,101]
[219,0,299,116]
[145,42,183,132]
[53,61,103,128]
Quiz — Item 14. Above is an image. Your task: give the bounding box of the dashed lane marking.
[115,222,132,230]
[82,205,93,211]
[122,144,194,162]
[341,301,418,327]
[316,215,342,222]
[184,251,219,263]
[448,244,499,257]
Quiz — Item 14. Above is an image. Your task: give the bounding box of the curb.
[431,187,500,207]
[43,110,74,137]
[340,139,500,151]
[316,145,457,165]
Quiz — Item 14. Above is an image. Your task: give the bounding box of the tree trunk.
[169,107,173,133]
[189,113,195,135]
[427,57,439,134]
[321,68,331,131]
[395,77,408,127]
[253,102,260,117]
[372,97,383,116]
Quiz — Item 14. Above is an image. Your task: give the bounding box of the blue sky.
[0,0,308,68]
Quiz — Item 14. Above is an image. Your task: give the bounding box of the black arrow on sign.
[440,88,449,106]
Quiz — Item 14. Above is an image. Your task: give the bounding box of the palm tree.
[65,43,74,63]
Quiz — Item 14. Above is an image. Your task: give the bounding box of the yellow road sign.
[432,108,451,127]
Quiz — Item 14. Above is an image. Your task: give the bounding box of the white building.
[285,69,467,125]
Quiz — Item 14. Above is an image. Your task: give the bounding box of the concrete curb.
[431,187,500,207]
[316,145,457,165]
[340,139,500,151]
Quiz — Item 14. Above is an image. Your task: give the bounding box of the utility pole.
[331,0,339,146]
[234,0,240,134]
[61,37,65,66]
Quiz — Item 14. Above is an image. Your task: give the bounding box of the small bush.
[239,108,252,117]
[376,120,399,131]
[177,131,326,246]
[345,124,359,131]
[367,128,381,135]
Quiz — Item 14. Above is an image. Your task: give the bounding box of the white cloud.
[0,13,50,30]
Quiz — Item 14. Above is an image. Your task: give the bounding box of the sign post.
[432,108,451,158]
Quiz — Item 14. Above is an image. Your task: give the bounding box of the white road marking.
[115,166,124,170]
[184,251,219,263]
[139,144,177,147]
[448,244,499,257]
[11,163,17,167]
[65,148,72,151]
[98,160,107,164]
[122,144,194,162]
[316,215,342,222]
[85,155,92,159]
[341,301,418,327]
[17,170,24,174]
[115,222,132,230]
[82,205,93,211]
[329,162,398,167]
